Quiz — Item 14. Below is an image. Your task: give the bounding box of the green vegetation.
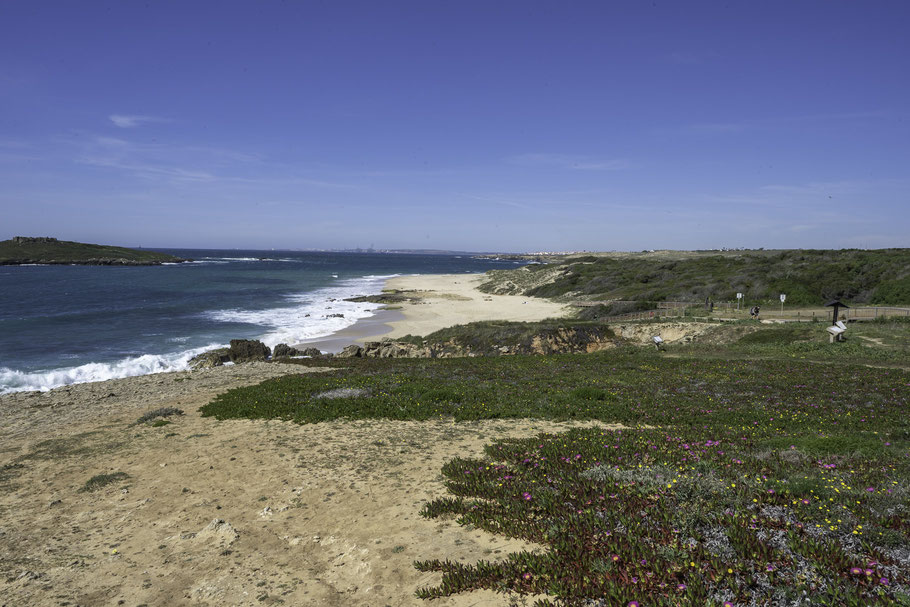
[395,318,614,354]
[481,248,910,306]
[677,317,910,364]
[135,407,184,425]
[0,236,185,265]
[201,321,910,605]
[79,472,130,493]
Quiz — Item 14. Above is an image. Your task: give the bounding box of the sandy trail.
[0,362,608,606]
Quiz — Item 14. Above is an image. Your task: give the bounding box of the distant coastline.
[0,236,188,266]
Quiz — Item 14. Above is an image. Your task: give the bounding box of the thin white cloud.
[72,134,356,189]
[506,153,632,171]
[108,114,170,128]
[79,156,216,182]
[462,194,534,210]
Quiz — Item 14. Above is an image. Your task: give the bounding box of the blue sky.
[1,1,908,252]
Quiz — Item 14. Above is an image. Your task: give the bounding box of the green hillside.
[0,236,186,265]
[480,248,910,306]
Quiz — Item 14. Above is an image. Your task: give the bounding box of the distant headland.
[0,237,188,265]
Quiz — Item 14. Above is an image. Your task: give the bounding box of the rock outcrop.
[335,326,618,360]
[229,339,271,362]
[273,344,324,358]
[188,348,231,369]
[337,341,436,359]
[272,343,299,357]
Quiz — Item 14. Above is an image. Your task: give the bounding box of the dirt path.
[0,364,609,606]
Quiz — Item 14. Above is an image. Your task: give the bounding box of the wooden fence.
[571,302,910,323]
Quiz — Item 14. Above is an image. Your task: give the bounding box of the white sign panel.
[736,293,743,299]
[780,294,786,303]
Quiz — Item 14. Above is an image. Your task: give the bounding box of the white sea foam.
[203,275,398,347]
[0,343,222,395]
[201,257,262,262]
[0,274,400,395]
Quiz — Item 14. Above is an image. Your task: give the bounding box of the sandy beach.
[0,273,589,606]
[374,273,570,339]
[295,272,571,353]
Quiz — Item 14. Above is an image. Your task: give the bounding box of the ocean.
[0,250,517,394]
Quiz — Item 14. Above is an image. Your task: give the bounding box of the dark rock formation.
[273,344,325,358]
[188,348,231,369]
[334,326,617,360]
[12,236,58,243]
[272,343,299,358]
[228,339,271,362]
[345,291,414,304]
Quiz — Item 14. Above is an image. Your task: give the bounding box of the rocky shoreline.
[188,321,719,368]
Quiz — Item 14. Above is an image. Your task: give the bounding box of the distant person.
[750,305,760,320]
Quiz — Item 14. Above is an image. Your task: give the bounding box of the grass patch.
[480,248,910,305]
[136,407,184,425]
[417,422,909,605]
[79,472,129,493]
[201,351,910,604]
[394,318,614,355]
[17,431,123,461]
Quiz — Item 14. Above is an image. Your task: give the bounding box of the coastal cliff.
[0,237,187,265]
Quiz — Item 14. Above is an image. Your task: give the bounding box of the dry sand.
[371,273,571,340]
[0,273,590,605]
[0,361,610,606]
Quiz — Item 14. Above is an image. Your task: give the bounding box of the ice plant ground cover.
[202,352,910,605]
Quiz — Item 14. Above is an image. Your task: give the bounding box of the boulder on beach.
[229,339,271,362]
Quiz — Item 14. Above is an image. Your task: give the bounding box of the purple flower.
[850,567,862,575]
[522,492,532,500]
[677,583,687,590]
[880,577,889,585]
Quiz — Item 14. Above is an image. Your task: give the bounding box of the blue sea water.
[0,250,516,393]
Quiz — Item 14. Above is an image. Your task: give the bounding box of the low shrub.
[79,472,129,493]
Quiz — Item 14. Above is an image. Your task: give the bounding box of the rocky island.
[0,236,187,265]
